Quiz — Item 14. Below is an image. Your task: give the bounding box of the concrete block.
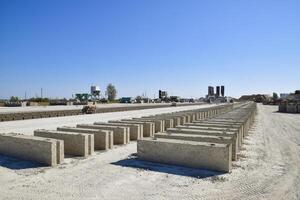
[204,120,247,137]
[55,140,64,164]
[118,120,155,137]
[190,122,244,140]
[287,103,297,113]
[0,133,64,166]
[97,122,142,140]
[133,118,165,133]
[155,133,237,161]
[138,138,232,172]
[34,129,92,157]
[166,127,239,150]
[57,126,113,150]
[77,124,128,145]
[162,119,174,130]
[177,125,241,149]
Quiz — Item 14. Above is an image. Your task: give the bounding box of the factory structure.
[206,85,228,103]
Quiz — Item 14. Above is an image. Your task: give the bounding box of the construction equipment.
[82,105,96,114]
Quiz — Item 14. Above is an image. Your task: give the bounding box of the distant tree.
[10,96,19,102]
[135,96,142,103]
[106,83,117,101]
[273,92,278,100]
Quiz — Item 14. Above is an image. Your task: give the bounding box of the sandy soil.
[0,104,300,200]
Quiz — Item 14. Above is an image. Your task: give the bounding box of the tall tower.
[208,86,214,96]
[216,86,220,97]
[221,85,225,97]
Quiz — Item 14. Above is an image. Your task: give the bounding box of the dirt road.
[0,104,299,199]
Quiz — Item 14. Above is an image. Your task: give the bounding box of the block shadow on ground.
[0,154,44,170]
[111,154,224,178]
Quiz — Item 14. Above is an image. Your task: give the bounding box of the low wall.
[77,124,129,144]
[132,118,165,133]
[118,120,155,137]
[95,122,142,140]
[34,130,93,157]
[0,133,64,166]
[154,133,237,161]
[0,102,205,122]
[57,127,113,150]
[138,138,232,172]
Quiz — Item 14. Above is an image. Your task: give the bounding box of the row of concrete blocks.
[278,103,300,113]
[0,104,234,166]
[137,102,257,173]
[0,103,205,122]
[130,104,235,133]
[0,110,81,122]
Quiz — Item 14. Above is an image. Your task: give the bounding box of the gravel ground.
[0,104,299,200]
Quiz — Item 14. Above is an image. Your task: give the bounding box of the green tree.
[10,96,19,102]
[106,83,117,101]
[273,92,278,100]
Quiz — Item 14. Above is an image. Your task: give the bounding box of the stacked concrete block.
[111,120,155,137]
[132,118,165,133]
[57,126,113,150]
[94,122,142,140]
[0,133,64,166]
[138,138,232,172]
[166,127,239,160]
[34,129,93,157]
[77,124,129,145]
[137,102,256,172]
[141,116,174,130]
[286,103,298,113]
[180,124,243,148]
[155,133,236,160]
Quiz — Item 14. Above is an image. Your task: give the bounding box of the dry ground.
[0,104,299,200]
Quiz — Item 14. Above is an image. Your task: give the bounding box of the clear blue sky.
[1,0,299,99]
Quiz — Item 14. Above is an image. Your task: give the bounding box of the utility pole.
[41,88,43,98]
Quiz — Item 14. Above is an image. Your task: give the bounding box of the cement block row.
[138,138,232,172]
[0,133,64,166]
[137,102,256,172]
[34,129,94,157]
[132,104,235,135]
[0,104,236,168]
[94,122,143,140]
[119,120,155,137]
[77,124,129,144]
[57,126,113,150]
[0,110,81,122]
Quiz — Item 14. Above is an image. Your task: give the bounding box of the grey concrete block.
[138,138,232,172]
[97,122,142,140]
[34,129,91,157]
[166,127,239,150]
[115,120,155,137]
[287,104,297,113]
[56,139,64,164]
[77,124,129,145]
[120,119,155,137]
[57,126,113,150]
[133,118,165,133]
[179,124,243,148]
[155,133,237,161]
[0,133,63,166]
[189,122,244,140]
